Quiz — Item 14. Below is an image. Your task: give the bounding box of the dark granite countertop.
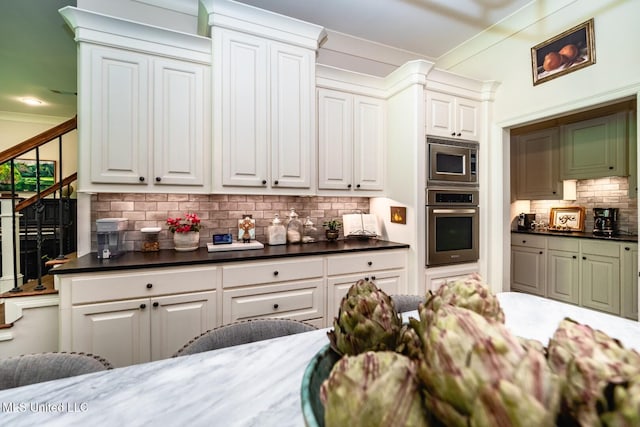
[51,239,410,275]
[512,229,638,243]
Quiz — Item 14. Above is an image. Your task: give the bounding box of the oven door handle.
[432,208,477,214]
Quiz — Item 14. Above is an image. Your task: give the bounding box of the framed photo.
[0,158,56,192]
[549,207,585,232]
[531,18,595,86]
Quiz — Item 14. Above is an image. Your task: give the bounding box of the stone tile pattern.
[530,176,638,235]
[91,193,370,251]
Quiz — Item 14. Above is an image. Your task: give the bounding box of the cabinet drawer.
[511,234,546,249]
[222,279,324,323]
[327,250,406,276]
[547,237,579,252]
[70,266,218,304]
[222,257,323,288]
[581,240,620,258]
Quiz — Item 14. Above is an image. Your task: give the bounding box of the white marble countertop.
[1,292,638,426]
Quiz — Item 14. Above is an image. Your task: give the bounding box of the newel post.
[0,197,23,293]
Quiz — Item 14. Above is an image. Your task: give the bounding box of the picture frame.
[390,206,406,224]
[0,158,56,192]
[549,206,586,232]
[531,18,595,86]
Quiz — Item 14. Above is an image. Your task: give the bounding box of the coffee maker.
[593,208,618,237]
[517,213,536,230]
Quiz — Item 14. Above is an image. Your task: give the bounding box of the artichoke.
[429,273,505,323]
[548,318,640,426]
[409,303,562,427]
[320,351,429,427]
[328,279,403,356]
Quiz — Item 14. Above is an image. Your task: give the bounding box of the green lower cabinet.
[621,244,639,320]
[580,253,620,315]
[547,249,580,304]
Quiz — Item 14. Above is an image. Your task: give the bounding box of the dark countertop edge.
[511,229,638,243]
[51,240,411,275]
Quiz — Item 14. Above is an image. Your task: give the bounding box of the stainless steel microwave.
[427,136,478,186]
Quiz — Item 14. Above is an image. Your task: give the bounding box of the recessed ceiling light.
[20,97,44,106]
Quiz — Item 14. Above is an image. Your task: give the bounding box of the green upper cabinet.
[514,127,562,200]
[560,112,628,180]
[628,109,637,198]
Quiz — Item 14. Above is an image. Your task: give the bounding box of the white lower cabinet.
[57,248,409,366]
[424,263,479,292]
[58,266,219,367]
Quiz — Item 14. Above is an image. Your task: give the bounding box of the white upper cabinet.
[203,0,325,194]
[317,88,385,192]
[61,7,212,193]
[425,91,480,141]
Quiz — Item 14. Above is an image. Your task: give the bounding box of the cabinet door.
[270,42,314,189]
[150,291,217,361]
[217,29,269,187]
[621,244,638,320]
[561,112,628,179]
[72,299,151,368]
[581,254,620,315]
[353,95,385,191]
[153,58,208,186]
[455,97,480,141]
[515,128,562,200]
[547,250,579,304]
[510,246,546,296]
[425,92,455,138]
[317,88,353,190]
[88,45,149,184]
[326,271,404,324]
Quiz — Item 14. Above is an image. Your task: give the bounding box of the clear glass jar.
[267,214,287,246]
[286,208,302,244]
[302,216,317,243]
[140,227,161,252]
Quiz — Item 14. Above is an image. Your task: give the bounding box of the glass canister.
[140,227,161,252]
[286,208,302,244]
[267,214,286,246]
[302,216,318,243]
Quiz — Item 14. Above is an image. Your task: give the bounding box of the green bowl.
[300,344,341,427]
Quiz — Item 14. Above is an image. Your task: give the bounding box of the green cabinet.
[580,241,621,315]
[621,243,638,320]
[561,112,628,180]
[547,237,579,304]
[514,128,562,200]
[510,235,546,296]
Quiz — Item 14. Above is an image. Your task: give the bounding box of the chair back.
[390,294,425,313]
[174,318,317,357]
[0,352,112,391]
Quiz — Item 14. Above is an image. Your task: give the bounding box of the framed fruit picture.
[531,18,595,86]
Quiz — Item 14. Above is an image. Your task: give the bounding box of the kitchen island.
[1,292,639,426]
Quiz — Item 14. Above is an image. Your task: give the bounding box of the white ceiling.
[0,0,532,118]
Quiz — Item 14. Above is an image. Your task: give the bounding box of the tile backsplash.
[91,193,371,251]
[526,176,638,235]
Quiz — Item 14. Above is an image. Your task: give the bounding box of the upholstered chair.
[390,294,426,313]
[0,352,113,391]
[173,318,317,357]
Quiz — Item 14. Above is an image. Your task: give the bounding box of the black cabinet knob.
[451,132,456,136]
[356,184,361,188]
[155,177,161,182]
[456,132,461,137]
[522,240,526,244]
[364,276,370,281]
[552,191,556,194]
[573,255,577,259]
[274,180,279,185]
[262,180,267,185]
[140,303,146,309]
[139,176,145,182]
[273,303,279,310]
[153,302,159,308]
[609,166,614,170]
[273,271,279,276]
[583,256,587,260]
[539,251,543,254]
[625,247,631,251]
[146,283,153,289]
[347,184,352,188]
[367,261,372,266]
[371,276,376,281]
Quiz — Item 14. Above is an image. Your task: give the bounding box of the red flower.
[166,213,201,233]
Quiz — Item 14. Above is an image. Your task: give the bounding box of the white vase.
[173,231,200,252]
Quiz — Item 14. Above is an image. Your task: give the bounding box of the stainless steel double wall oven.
[426,137,480,267]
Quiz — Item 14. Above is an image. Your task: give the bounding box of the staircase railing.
[0,116,77,294]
